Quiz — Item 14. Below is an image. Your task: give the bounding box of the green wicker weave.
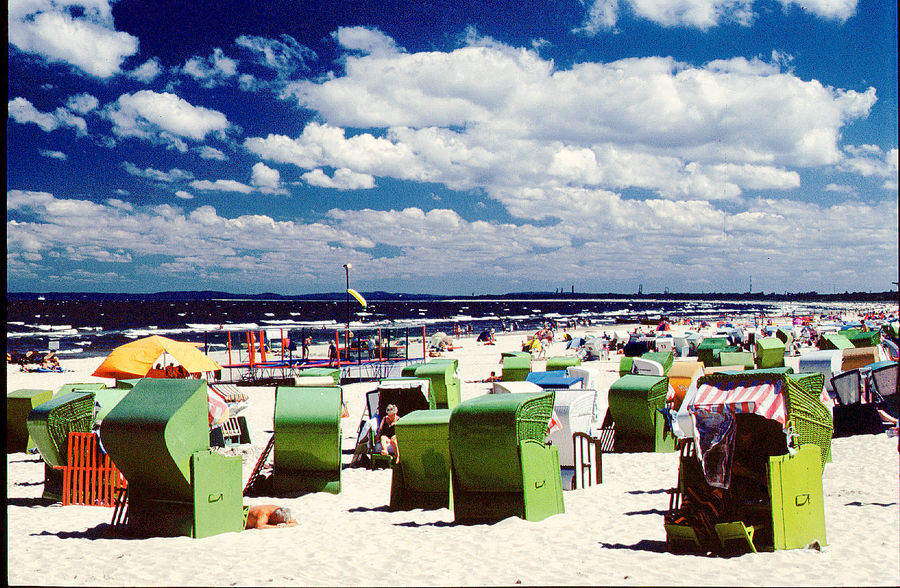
[696,372,832,469]
[26,391,96,500]
[845,330,881,348]
[515,391,556,444]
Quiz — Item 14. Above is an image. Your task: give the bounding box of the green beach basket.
[502,352,532,382]
[7,388,53,453]
[273,385,343,495]
[449,391,564,523]
[607,374,676,453]
[100,378,243,538]
[26,391,96,500]
[390,409,452,511]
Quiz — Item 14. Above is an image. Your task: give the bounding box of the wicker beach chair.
[450,391,564,523]
[607,374,677,453]
[100,378,243,538]
[666,371,831,554]
[389,409,452,511]
[501,352,532,382]
[273,384,343,494]
[26,391,96,500]
[7,388,53,453]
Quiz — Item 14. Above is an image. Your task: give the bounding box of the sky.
[7,0,898,296]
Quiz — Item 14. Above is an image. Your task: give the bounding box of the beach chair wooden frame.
[572,432,602,489]
[58,431,127,507]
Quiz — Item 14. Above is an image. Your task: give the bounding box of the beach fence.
[211,326,430,384]
[57,432,127,507]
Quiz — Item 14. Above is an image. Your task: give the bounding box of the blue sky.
[7,0,898,295]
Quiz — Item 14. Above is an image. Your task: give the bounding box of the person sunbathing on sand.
[245,505,298,529]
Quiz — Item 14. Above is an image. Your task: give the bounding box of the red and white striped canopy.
[690,379,786,426]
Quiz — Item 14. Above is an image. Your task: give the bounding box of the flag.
[546,409,562,435]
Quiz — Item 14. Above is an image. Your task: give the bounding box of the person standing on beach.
[302,337,310,360]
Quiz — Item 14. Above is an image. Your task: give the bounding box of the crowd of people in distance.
[8,349,63,372]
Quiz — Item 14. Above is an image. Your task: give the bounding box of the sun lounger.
[100,378,243,538]
[295,367,341,387]
[26,391,96,500]
[607,374,677,453]
[389,409,452,511]
[492,380,543,394]
[818,333,854,350]
[273,385,343,494]
[7,388,53,453]
[450,391,564,523]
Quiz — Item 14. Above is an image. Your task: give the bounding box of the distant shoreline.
[7,290,899,303]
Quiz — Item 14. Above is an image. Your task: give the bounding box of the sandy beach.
[7,327,899,587]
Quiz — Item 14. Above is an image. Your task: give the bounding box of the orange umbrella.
[92,335,222,379]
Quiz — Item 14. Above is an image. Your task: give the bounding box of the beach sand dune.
[7,331,899,586]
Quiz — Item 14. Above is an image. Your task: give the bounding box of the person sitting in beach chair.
[378,404,401,464]
[245,505,298,529]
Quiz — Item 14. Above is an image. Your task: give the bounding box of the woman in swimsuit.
[378,404,401,464]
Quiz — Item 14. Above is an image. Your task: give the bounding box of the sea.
[7,294,869,361]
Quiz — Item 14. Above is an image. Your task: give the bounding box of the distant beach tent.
[92,335,222,380]
[347,288,367,308]
[656,322,671,331]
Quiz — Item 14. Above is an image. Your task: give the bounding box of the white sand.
[7,328,899,586]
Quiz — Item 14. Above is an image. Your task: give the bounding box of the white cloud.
[39,149,68,160]
[576,0,857,31]
[235,34,316,79]
[174,190,194,200]
[121,162,195,183]
[250,162,287,194]
[333,26,400,56]
[66,93,99,114]
[196,146,228,160]
[128,58,163,83]
[189,179,254,194]
[839,146,899,189]
[8,0,139,78]
[107,90,231,146]
[182,48,239,87]
[7,190,896,290]
[8,97,87,135]
[302,168,376,190]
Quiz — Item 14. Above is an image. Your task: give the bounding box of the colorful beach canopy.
[92,335,222,379]
[690,378,786,426]
[347,288,367,308]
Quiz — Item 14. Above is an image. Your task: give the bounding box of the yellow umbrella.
[92,335,222,380]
